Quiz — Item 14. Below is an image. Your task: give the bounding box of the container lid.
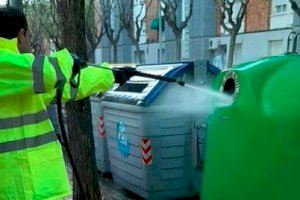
[103,62,193,106]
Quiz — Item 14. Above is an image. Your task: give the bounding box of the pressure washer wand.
[83,62,185,86]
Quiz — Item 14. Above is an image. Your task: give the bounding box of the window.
[276,5,282,13]
[219,45,227,66]
[268,40,284,56]
[275,4,287,14]
[283,4,287,12]
[212,45,227,70]
[270,0,293,29]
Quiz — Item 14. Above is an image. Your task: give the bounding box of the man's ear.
[17,28,26,42]
[17,28,26,52]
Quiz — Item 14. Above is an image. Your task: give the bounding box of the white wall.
[210,29,292,68]
[95,48,103,64]
[270,0,294,29]
[131,43,163,64]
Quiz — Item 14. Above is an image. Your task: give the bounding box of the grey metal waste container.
[90,96,111,174]
[101,62,201,199]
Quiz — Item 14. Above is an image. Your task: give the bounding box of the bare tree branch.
[181,0,193,30]
[215,0,249,68]
[118,0,152,63]
[289,0,300,16]
[161,0,194,60]
[236,0,248,29]
[23,0,60,53]
[85,0,105,60]
[223,0,235,28]
[100,0,124,62]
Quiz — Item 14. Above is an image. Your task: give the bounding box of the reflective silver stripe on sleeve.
[0,131,57,153]
[33,55,46,93]
[0,110,49,130]
[49,57,66,88]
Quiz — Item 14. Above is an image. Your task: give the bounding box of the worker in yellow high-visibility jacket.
[0,7,133,200]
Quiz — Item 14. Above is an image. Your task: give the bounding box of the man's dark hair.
[0,7,27,39]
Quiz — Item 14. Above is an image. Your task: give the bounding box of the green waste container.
[202,54,300,200]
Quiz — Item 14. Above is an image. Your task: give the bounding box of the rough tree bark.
[134,42,142,63]
[228,31,237,68]
[112,41,118,62]
[56,0,102,199]
[175,33,182,60]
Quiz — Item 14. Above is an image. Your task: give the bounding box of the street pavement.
[65,161,199,200]
[65,164,143,200]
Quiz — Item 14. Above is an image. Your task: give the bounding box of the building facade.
[95,0,216,64]
[95,0,298,67]
[211,0,295,69]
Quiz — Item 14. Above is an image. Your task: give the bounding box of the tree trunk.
[227,32,237,68]
[175,36,181,61]
[112,43,118,63]
[88,48,96,63]
[56,1,102,199]
[66,100,101,200]
[134,42,143,63]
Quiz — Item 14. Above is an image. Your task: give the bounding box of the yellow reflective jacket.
[0,37,114,200]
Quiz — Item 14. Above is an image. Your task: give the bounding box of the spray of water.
[155,83,233,115]
[184,84,233,106]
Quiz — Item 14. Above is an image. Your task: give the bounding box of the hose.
[56,86,85,196]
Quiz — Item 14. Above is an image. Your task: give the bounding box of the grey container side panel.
[103,105,199,199]
[104,107,144,188]
[90,96,111,173]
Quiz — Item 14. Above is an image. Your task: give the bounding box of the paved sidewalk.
[98,174,199,200]
[65,161,199,200]
[98,173,144,200]
[65,164,143,200]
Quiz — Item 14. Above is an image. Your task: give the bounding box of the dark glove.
[70,53,87,75]
[112,67,137,85]
[70,53,87,87]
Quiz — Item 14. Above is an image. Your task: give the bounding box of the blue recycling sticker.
[117,122,130,158]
